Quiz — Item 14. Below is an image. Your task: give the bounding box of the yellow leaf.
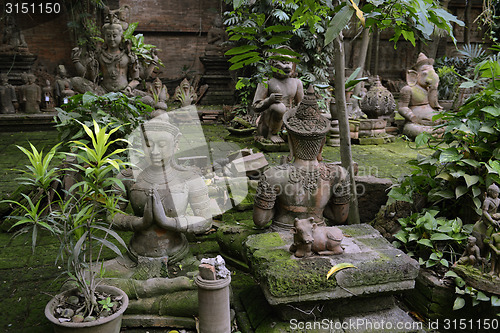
[348,0,365,27]
[326,263,356,280]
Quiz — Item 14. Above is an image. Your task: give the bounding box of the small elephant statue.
[290,217,344,258]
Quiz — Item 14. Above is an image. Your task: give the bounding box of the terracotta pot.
[45,285,129,333]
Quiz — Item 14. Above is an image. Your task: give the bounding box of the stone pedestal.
[244,224,419,324]
[358,118,395,145]
[327,120,340,147]
[199,56,234,105]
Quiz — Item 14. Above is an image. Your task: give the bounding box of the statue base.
[244,224,419,321]
[255,140,289,152]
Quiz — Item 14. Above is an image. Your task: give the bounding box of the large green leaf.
[324,5,354,46]
[439,147,462,163]
[430,233,453,241]
[464,174,480,188]
[453,297,465,310]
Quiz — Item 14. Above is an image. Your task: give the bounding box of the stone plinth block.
[244,224,419,320]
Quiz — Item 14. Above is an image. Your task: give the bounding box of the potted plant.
[3,120,130,332]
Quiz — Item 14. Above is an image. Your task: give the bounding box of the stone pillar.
[195,258,231,333]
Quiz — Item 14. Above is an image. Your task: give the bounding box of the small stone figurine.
[455,236,484,266]
[174,78,197,107]
[473,184,500,255]
[290,217,344,258]
[489,232,500,278]
[0,73,17,113]
[41,80,55,112]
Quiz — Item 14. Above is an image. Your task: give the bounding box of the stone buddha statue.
[253,47,304,144]
[0,73,17,114]
[112,117,212,263]
[0,16,29,54]
[253,87,350,231]
[398,53,443,140]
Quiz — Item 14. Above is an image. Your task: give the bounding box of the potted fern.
[3,120,130,332]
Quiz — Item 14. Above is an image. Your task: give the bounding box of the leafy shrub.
[55,92,153,154]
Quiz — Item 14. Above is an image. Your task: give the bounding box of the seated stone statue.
[398,53,443,140]
[0,16,29,54]
[456,236,484,266]
[253,47,304,143]
[0,73,17,113]
[41,80,55,112]
[473,184,500,256]
[55,65,74,106]
[205,15,228,56]
[112,117,212,263]
[71,13,140,95]
[253,87,350,231]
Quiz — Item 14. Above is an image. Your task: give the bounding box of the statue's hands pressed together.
[71,47,82,63]
[151,188,178,229]
[142,189,155,228]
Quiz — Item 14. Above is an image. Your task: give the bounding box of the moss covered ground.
[0,126,430,332]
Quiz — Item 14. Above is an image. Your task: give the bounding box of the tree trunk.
[333,33,360,225]
[465,0,472,44]
[373,26,380,75]
[351,28,371,112]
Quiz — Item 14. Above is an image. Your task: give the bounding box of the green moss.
[264,257,337,298]
[245,232,286,250]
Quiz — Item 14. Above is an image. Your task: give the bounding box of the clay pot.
[45,285,128,333]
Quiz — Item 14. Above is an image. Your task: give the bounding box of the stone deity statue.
[473,184,500,256]
[253,87,350,231]
[0,73,17,113]
[253,47,303,143]
[148,77,169,110]
[21,73,41,113]
[41,80,55,112]
[456,236,484,266]
[55,65,74,106]
[204,15,228,56]
[398,53,443,140]
[489,232,500,278]
[0,16,29,54]
[72,13,140,94]
[174,78,197,107]
[112,117,212,263]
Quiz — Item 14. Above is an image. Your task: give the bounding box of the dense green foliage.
[55,92,152,153]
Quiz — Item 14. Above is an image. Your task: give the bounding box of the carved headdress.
[413,53,434,70]
[283,86,330,160]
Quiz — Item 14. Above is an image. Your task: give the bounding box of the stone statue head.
[57,65,68,78]
[0,73,8,85]
[141,118,181,168]
[406,53,439,89]
[283,86,330,161]
[269,46,296,79]
[488,183,500,198]
[102,16,124,50]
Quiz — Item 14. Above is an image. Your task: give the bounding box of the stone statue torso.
[99,50,131,92]
[0,84,16,113]
[266,77,301,108]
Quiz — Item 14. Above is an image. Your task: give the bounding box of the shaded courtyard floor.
[0,125,432,332]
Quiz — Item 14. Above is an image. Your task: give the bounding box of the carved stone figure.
[112,117,212,263]
[174,78,197,107]
[253,47,304,144]
[0,73,17,113]
[456,236,484,266]
[473,184,500,256]
[489,232,500,277]
[71,46,99,83]
[148,77,169,110]
[0,16,29,54]
[290,217,343,257]
[360,76,396,120]
[204,15,228,56]
[398,53,443,140]
[41,80,55,112]
[71,12,139,94]
[253,87,350,231]
[55,65,74,106]
[21,73,41,113]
